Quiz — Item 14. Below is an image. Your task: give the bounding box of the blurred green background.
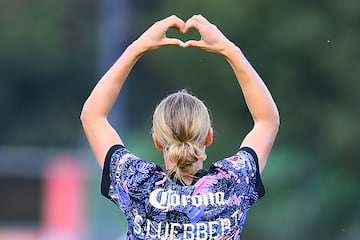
[0,0,359,239]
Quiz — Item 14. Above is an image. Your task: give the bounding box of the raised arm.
[184,15,280,172]
[80,15,185,167]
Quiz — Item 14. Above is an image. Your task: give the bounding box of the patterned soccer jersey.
[101,145,265,240]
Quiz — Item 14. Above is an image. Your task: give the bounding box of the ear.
[152,133,164,150]
[204,127,213,147]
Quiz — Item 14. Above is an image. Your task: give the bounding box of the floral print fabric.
[101,145,264,240]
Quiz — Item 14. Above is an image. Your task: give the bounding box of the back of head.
[152,90,211,183]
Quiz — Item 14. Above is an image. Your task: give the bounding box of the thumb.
[164,38,185,47]
[183,40,202,48]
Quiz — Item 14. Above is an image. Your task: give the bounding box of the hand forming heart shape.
[138,14,229,53]
[166,27,200,44]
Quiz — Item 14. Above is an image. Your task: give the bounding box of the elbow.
[80,106,107,130]
[274,110,280,127]
[80,110,89,133]
[272,111,280,134]
[80,106,94,128]
[262,111,280,135]
[269,104,280,129]
[80,107,88,125]
[80,108,97,136]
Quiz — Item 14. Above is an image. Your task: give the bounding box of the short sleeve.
[100,145,165,211]
[210,147,265,203]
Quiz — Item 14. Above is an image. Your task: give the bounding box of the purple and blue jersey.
[101,145,265,240]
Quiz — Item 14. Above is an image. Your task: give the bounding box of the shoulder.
[105,144,138,164]
[104,144,160,172]
[209,147,265,198]
[211,147,259,173]
[101,145,165,198]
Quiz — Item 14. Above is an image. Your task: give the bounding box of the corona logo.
[149,188,225,211]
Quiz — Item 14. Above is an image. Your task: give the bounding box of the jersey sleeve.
[209,147,265,204]
[100,145,164,211]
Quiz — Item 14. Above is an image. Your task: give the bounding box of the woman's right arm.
[184,15,280,173]
[81,15,185,167]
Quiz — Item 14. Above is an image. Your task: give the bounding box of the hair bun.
[168,141,206,170]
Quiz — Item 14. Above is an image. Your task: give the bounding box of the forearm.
[223,44,279,126]
[80,15,186,166]
[81,42,145,119]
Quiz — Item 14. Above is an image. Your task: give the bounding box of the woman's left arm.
[80,15,185,167]
[183,15,280,173]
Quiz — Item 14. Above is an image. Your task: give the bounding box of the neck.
[182,175,196,186]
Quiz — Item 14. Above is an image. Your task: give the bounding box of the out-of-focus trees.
[0,0,359,239]
[0,0,98,146]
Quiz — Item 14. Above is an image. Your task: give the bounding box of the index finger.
[184,14,211,33]
[159,15,185,32]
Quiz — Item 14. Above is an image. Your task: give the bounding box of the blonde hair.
[152,90,211,183]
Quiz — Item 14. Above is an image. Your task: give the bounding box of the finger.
[183,17,202,33]
[191,14,210,25]
[164,38,185,47]
[184,14,214,34]
[162,15,185,32]
[183,39,203,48]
